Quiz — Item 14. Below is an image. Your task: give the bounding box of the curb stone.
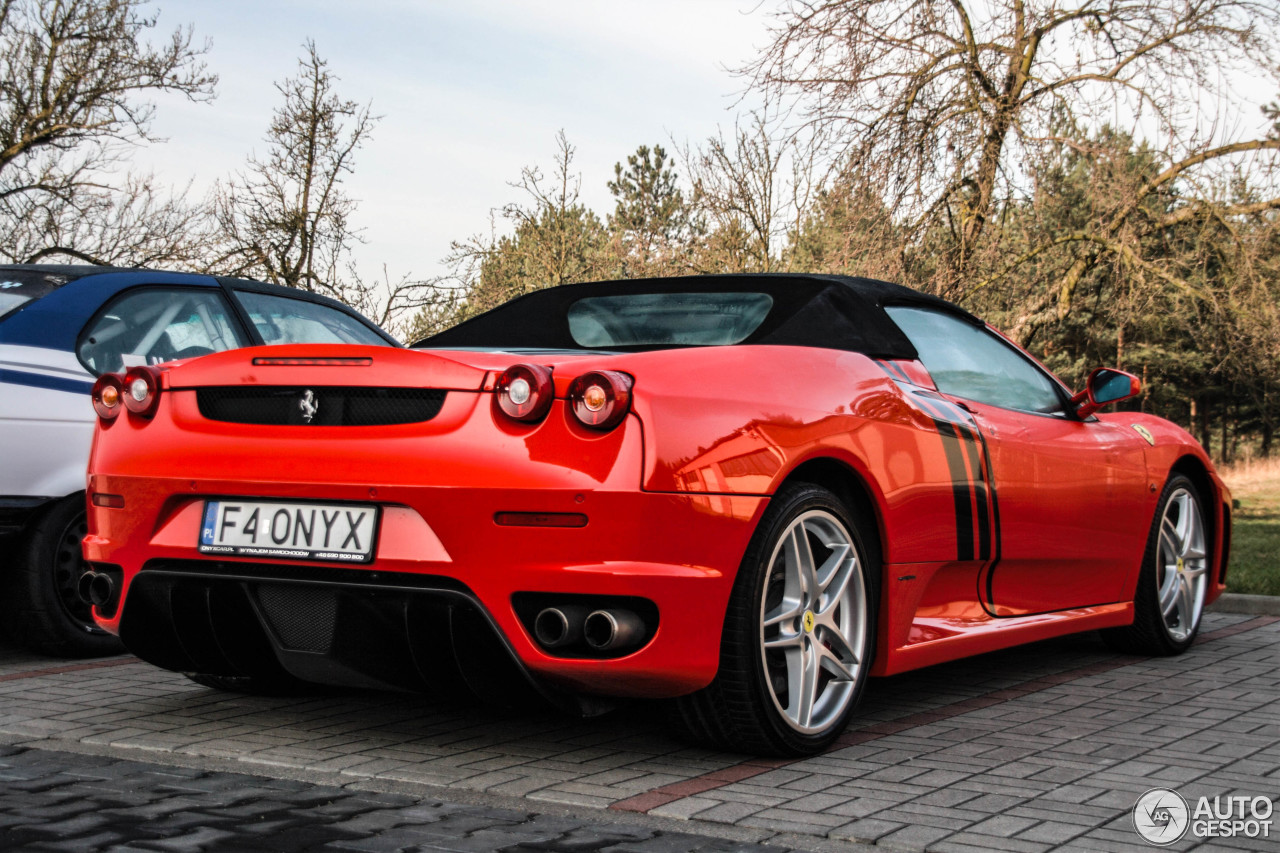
[1208,592,1280,616]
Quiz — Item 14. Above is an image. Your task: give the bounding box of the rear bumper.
[89,485,763,699]
[86,475,765,700]
[86,388,770,699]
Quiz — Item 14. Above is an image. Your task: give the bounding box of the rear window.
[233,290,389,346]
[567,292,774,347]
[0,271,65,321]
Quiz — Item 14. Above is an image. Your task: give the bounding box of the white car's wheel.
[2,495,122,657]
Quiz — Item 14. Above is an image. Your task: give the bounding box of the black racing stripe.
[874,358,913,385]
[912,393,975,562]
[953,420,991,561]
[934,399,1004,605]
[934,420,975,561]
[977,428,1002,605]
[886,360,913,384]
[928,398,991,563]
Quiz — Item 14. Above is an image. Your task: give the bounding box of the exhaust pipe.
[76,572,96,605]
[77,571,115,608]
[583,609,645,652]
[533,605,588,649]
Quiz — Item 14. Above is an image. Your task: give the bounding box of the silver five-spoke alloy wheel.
[1156,487,1207,642]
[759,510,867,734]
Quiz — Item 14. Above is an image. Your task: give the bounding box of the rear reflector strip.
[251,357,373,366]
[91,493,125,508]
[493,512,588,528]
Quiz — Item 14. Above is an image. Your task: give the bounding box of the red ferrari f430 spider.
[82,275,1229,755]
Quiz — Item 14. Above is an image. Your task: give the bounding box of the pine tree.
[607,144,691,275]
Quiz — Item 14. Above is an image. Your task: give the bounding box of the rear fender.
[630,348,964,567]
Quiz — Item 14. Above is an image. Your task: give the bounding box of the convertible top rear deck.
[418,273,982,357]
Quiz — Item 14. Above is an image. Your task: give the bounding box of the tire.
[669,483,879,756]
[1102,474,1209,655]
[0,494,122,658]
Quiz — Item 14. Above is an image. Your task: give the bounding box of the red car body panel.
[84,303,1229,701]
[85,346,773,697]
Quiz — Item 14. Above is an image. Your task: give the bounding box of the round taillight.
[122,366,162,417]
[567,371,632,430]
[91,374,124,421]
[496,363,554,422]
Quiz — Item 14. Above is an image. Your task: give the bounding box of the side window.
[886,305,1064,414]
[77,288,249,375]
[232,291,389,346]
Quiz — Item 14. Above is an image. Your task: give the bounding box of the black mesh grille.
[256,584,337,651]
[197,386,446,426]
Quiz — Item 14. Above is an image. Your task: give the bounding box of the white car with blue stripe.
[0,265,398,657]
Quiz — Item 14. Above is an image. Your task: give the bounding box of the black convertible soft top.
[417,273,980,360]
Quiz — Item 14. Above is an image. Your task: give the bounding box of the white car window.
[78,288,249,375]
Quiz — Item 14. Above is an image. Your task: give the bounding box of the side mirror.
[1071,367,1141,417]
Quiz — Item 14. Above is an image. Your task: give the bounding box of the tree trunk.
[1220,394,1230,465]
[1197,395,1212,458]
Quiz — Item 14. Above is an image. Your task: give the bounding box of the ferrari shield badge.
[1132,424,1155,445]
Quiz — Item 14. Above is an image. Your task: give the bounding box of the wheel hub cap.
[760,510,868,735]
[1156,487,1207,643]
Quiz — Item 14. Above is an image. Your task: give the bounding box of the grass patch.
[1222,457,1280,596]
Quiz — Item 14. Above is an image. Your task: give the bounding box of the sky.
[132,0,779,287]
[126,1,1278,303]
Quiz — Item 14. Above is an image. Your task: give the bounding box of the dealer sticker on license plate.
[198,500,378,563]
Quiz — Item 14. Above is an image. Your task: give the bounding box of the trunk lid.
[162,344,490,391]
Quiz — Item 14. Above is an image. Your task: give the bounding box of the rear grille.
[256,584,337,651]
[197,386,446,426]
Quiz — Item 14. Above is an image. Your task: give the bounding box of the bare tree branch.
[212,40,384,311]
[0,0,217,267]
[744,0,1280,290]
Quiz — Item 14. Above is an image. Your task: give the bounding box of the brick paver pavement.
[1,612,1276,852]
[0,744,815,852]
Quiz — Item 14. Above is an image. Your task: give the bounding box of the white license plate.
[198,500,379,563]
